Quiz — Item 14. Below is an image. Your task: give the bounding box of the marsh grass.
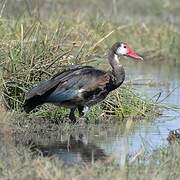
[0,1,180,178]
[1,14,176,118]
[102,87,158,120]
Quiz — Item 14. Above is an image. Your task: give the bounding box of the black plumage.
[24,42,142,123]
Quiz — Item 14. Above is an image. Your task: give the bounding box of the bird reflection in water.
[32,134,107,164]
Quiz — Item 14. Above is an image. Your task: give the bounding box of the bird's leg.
[69,108,76,123]
[78,106,90,117]
[78,106,84,117]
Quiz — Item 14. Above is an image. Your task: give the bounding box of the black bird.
[24,42,143,123]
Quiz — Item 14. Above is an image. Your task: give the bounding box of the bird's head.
[112,42,143,60]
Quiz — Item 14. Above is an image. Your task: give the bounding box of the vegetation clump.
[0,0,180,179]
[0,17,167,119]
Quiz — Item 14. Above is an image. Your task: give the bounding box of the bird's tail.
[23,96,43,113]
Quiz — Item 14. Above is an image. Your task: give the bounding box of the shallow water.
[96,60,180,159]
[35,60,180,164]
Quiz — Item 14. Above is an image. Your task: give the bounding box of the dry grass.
[0,111,179,180]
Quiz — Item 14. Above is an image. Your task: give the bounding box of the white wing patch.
[78,88,85,93]
[78,88,85,98]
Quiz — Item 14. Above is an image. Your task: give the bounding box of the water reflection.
[96,60,180,159]
[33,134,107,164]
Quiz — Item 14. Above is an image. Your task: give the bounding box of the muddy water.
[36,60,180,164]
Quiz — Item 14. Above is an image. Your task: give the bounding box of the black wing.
[23,66,110,112]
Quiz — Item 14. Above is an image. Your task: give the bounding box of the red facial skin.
[126,46,143,60]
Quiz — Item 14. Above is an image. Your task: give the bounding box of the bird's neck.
[108,50,125,87]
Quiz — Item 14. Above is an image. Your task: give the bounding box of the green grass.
[1,14,176,117]
[102,87,158,119]
[0,0,180,179]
